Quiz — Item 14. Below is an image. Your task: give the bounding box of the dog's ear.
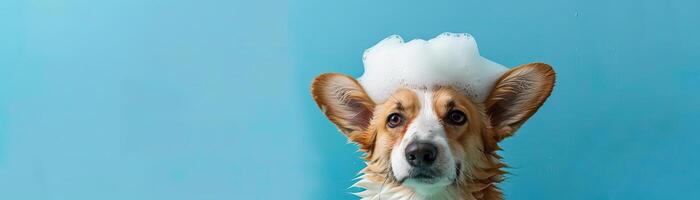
[485,63,555,141]
[311,73,375,147]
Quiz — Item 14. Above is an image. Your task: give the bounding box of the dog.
[311,62,555,200]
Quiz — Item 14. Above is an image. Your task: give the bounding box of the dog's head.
[311,63,555,195]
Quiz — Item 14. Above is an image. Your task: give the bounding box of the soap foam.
[358,33,508,103]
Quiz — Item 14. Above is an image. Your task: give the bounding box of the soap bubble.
[357,32,508,103]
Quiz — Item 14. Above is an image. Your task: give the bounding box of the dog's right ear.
[311,73,375,148]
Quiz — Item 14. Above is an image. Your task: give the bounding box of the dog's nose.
[405,142,438,167]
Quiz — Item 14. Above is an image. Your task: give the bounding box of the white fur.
[389,89,458,197]
[353,176,471,200]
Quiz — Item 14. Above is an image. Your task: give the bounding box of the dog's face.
[311,63,555,195]
[378,87,483,191]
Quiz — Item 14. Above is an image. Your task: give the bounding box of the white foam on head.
[358,33,508,103]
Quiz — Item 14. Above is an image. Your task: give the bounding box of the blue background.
[1,0,699,199]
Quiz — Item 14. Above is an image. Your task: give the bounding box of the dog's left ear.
[485,62,556,141]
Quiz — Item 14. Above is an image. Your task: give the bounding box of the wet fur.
[311,63,555,200]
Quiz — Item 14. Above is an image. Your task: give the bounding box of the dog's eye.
[445,110,467,125]
[387,113,403,128]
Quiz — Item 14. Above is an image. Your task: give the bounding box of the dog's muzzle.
[402,141,446,183]
[405,142,438,167]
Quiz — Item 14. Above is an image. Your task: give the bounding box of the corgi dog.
[311,62,555,200]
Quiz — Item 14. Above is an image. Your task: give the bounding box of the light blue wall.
[2,0,699,199]
[1,0,310,199]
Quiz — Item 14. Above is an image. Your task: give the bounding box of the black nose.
[405,142,438,167]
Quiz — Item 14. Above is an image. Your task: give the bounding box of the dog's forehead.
[382,87,464,107]
[379,88,428,111]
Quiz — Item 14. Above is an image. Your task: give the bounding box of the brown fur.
[311,63,556,199]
